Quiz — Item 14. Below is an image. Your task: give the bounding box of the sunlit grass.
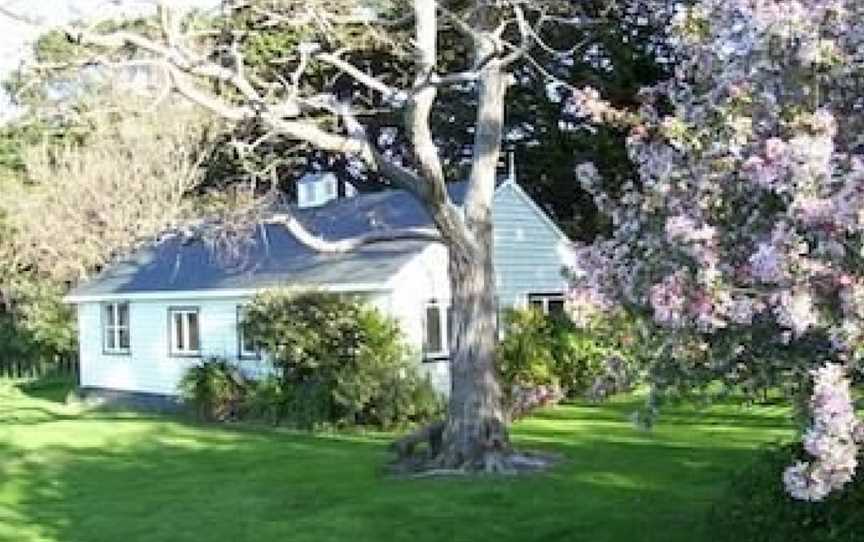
[0,379,794,542]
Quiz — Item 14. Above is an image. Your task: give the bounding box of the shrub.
[179,358,246,421]
[709,443,864,542]
[240,376,284,425]
[497,308,645,413]
[497,309,559,391]
[241,290,444,429]
[552,324,609,396]
[333,309,444,428]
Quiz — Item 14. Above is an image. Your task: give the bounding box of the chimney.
[296,172,356,209]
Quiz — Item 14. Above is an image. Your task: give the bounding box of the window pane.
[548,299,565,317]
[104,304,116,327]
[242,332,256,354]
[425,305,442,353]
[105,327,116,350]
[118,303,129,327]
[187,312,200,352]
[528,299,544,312]
[119,327,130,350]
[174,312,184,351]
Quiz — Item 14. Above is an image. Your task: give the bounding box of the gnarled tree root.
[386,421,560,477]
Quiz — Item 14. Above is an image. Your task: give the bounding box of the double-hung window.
[527,292,566,317]
[237,306,260,359]
[103,302,130,354]
[423,300,452,361]
[169,307,201,357]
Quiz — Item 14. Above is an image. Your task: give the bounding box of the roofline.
[494,179,574,245]
[64,282,393,304]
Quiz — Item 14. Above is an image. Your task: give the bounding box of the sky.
[0,0,218,116]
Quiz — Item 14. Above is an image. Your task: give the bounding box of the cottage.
[65,174,575,397]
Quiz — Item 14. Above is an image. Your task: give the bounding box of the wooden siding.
[492,182,573,308]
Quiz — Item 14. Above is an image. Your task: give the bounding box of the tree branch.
[267,211,442,253]
[317,51,407,105]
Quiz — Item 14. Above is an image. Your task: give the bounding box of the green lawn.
[0,379,793,542]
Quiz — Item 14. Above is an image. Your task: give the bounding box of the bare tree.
[27,0,611,471]
[0,96,212,284]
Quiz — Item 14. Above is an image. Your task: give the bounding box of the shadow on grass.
[14,375,77,404]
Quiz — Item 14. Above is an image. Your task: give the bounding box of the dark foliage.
[709,443,864,542]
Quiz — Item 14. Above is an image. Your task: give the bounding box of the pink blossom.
[748,243,787,284]
[649,272,689,328]
[784,364,861,501]
[774,289,818,336]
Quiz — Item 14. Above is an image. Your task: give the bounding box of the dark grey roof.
[68,182,469,298]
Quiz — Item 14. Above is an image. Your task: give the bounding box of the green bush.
[552,324,608,395]
[179,358,247,422]
[709,444,864,542]
[240,375,284,425]
[497,309,559,391]
[241,289,444,429]
[497,309,644,406]
[332,308,443,428]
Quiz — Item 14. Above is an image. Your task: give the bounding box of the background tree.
[0,90,214,373]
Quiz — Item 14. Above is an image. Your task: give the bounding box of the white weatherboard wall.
[386,243,452,393]
[78,297,258,395]
[492,182,574,308]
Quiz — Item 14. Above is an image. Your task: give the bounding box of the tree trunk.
[434,52,511,471]
[438,237,510,470]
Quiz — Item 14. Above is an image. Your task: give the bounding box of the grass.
[0,378,794,542]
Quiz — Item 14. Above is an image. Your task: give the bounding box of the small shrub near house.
[181,290,444,430]
[709,443,864,542]
[179,358,246,422]
[497,308,646,417]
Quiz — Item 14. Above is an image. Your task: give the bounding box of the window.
[237,306,260,359]
[527,293,566,318]
[169,307,201,356]
[423,300,452,361]
[103,302,130,354]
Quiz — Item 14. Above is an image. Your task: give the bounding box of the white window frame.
[237,305,260,359]
[169,307,201,357]
[423,300,452,361]
[102,302,131,355]
[527,292,566,316]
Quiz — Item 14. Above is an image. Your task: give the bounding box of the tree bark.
[434,50,511,471]
[439,239,510,470]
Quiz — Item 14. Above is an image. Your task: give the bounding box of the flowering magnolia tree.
[572,0,864,499]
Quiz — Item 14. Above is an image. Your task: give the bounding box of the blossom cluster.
[783,364,863,501]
